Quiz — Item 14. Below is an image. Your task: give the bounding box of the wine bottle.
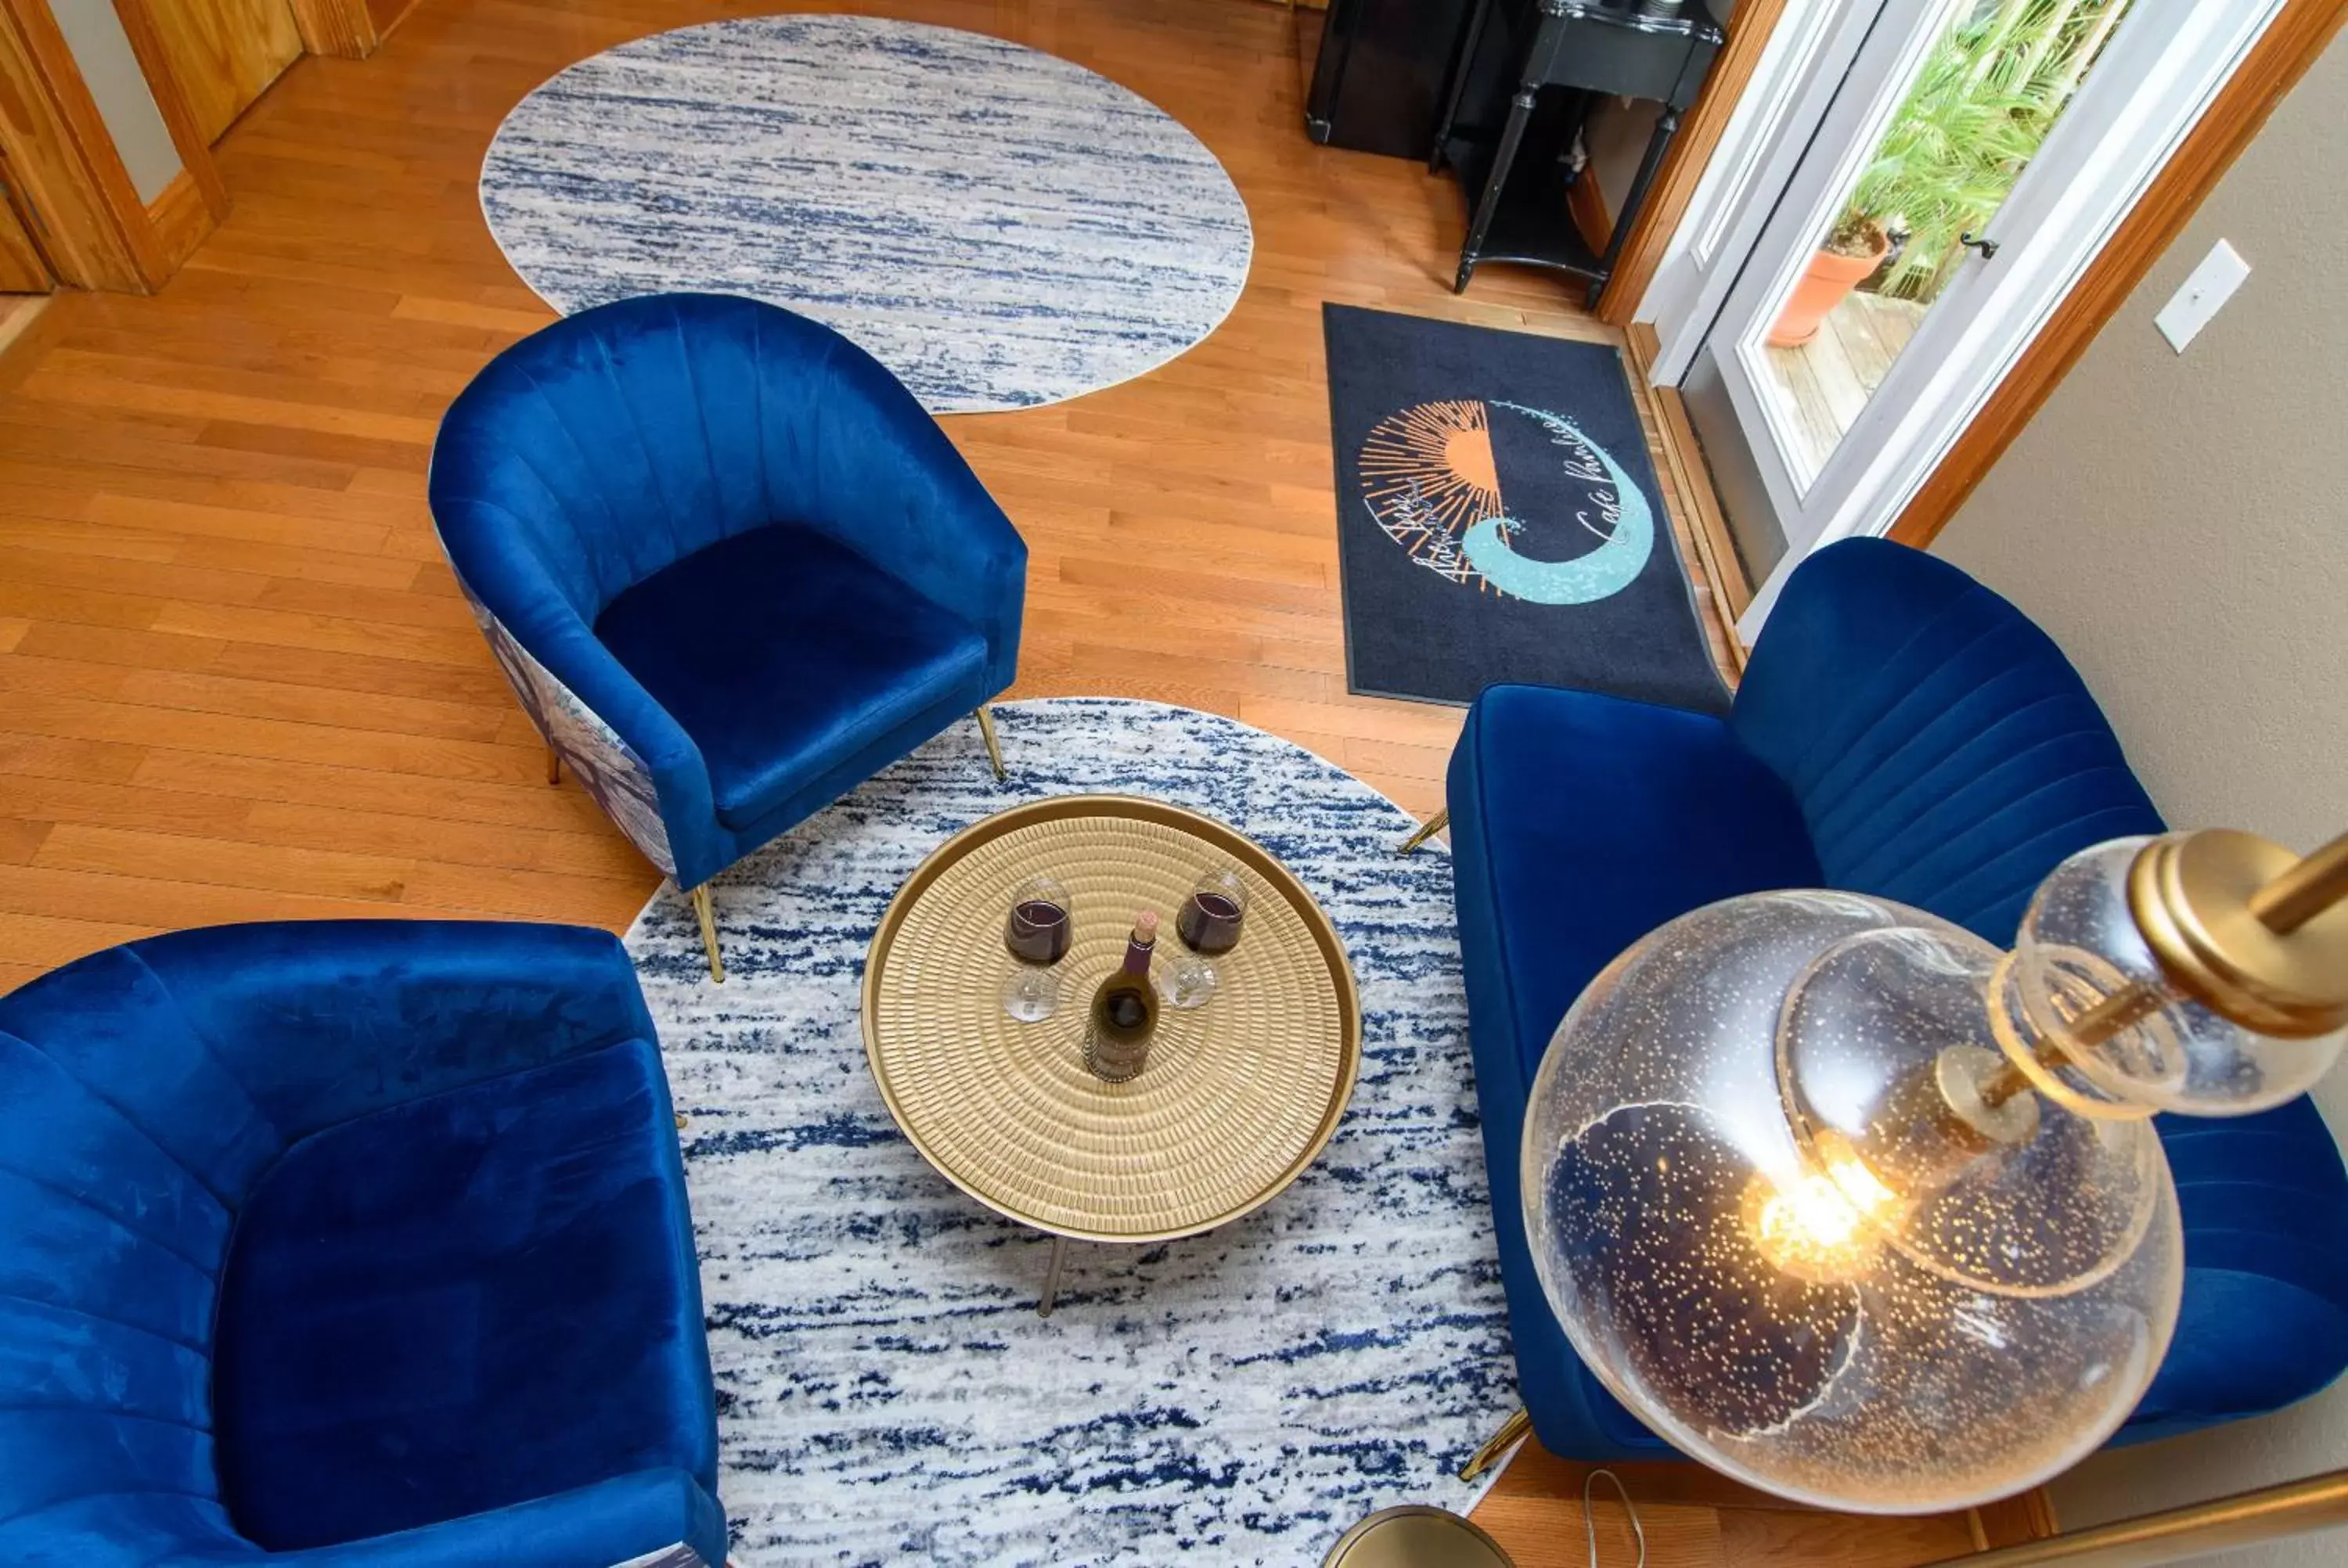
[1083,911,1160,1083]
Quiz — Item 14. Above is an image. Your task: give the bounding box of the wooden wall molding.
[1889,0,2348,548]
[146,166,212,273]
[287,0,378,59]
[1597,0,1790,329]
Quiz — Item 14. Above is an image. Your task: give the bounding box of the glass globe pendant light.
[1522,828,2348,1515]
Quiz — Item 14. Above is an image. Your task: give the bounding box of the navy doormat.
[1323,304,1730,712]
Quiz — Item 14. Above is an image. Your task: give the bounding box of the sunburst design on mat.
[1358,399,1504,586]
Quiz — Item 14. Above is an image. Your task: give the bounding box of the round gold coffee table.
[861,795,1362,1314]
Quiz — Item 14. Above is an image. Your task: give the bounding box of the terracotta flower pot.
[1766,232,1892,349]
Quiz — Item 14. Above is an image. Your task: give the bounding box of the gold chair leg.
[690,883,726,984]
[546,743,560,786]
[975,705,1007,783]
[1458,1406,1532,1483]
[1398,807,1450,855]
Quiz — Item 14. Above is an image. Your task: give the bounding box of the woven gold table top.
[861,795,1361,1243]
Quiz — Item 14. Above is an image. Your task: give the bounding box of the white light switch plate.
[2155,239,2250,353]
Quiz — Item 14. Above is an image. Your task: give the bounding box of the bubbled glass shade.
[1996,838,2348,1117]
[1522,890,2184,1514]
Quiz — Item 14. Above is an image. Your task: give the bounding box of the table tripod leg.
[1039,1235,1069,1318]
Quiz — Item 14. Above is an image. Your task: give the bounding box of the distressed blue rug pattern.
[481,16,1254,414]
[625,699,1514,1566]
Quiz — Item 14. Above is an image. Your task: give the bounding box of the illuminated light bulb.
[1746,1142,1903,1285]
[1525,890,2178,1512]
[1521,829,2348,1513]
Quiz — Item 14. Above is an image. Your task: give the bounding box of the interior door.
[147,0,303,145]
[1677,0,2283,636]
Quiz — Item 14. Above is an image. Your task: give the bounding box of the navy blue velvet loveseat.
[0,921,723,1566]
[1446,538,2348,1462]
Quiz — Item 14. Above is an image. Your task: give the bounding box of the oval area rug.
[481,16,1254,415]
[627,699,1513,1565]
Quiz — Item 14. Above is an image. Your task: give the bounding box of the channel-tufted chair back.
[1730,538,2164,941]
[0,944,268,1560]
[430,292,1014,641]
[0,922,715,1564]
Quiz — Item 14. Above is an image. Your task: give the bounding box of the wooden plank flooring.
[0,2,2008,1560]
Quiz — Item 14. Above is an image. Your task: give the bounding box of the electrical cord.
[1583,1468,1648,1568]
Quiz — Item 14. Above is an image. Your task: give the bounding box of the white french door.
[1648,0,2286,641]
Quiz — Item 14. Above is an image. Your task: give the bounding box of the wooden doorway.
[146,0,303,144]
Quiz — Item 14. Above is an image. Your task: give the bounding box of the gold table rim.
[1320,1505,1514,1567]
[859,793,1364,1244]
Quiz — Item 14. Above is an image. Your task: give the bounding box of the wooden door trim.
[1596,0,1789,329]
[1889,0,2348,548]
[112,0,229,219]
[0,160,52,290]
[0,0,157,290]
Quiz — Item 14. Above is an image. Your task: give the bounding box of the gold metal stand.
[974,706,1007,782]
[546,743,560,786]
[1397,807,1449,855]
[1038,1235,1069,1318]
[1926,1465,2348,1566]
[689,883,726,984]
[1457,1406,1531,1482]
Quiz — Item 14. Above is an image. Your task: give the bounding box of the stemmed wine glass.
[1001,874,1071,1023]
[1167,866,1247,1009]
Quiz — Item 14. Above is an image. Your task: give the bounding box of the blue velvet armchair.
[430,292,1028,979]
[0,922,724,1566]
[1443,538,2348,1469]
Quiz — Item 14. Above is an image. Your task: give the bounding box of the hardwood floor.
[0,1,2004,1561]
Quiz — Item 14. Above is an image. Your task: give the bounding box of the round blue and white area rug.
[481,16,1254,414]
[627,699,1514,1566]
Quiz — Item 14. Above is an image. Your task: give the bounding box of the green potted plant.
[1767,0,2124,347]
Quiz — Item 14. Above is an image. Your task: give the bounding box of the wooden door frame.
[0,0,155,290]
[0,0,391,297]
[0,0,231,292]
[1596,0,1790,332]
[111,2,231,218]
[1615,0,2346,574]
[1886,0,2348,547]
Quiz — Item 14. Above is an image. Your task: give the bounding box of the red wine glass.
[1001,874,1071,1023]
[1168,866,1247,1009]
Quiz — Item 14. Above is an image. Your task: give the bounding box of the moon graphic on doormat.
[1357,398,1655,604]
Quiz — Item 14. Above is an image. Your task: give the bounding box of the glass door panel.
[1752,0,2134,489]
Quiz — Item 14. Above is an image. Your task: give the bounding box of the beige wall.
[1933,27,2348,1566]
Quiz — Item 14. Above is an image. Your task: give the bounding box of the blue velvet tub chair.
[0,921,724,1567]
[430,292,1028,981]
[1442,537,2348,1470]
